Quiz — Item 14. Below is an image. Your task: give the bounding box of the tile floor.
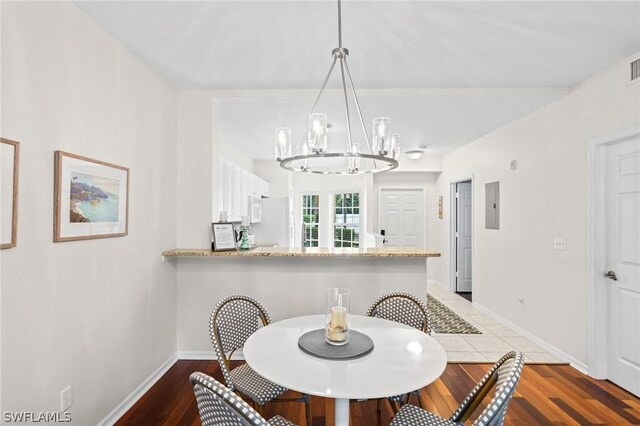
[428,283,565,364]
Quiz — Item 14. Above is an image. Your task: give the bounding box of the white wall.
[253,160,290,199]
[213,98,254,173]
[434,54,640,367]
[1,3,177,424]
[177,91,215,248]
[394,155,443,173]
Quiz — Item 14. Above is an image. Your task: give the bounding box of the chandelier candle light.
[275,0,400,175]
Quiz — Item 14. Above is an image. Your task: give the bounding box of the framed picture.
[54,151,129,242]
[212,222,237,251]
[1,138,20,249]
[438,195,443,220]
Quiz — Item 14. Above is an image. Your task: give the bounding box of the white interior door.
[456,181,472,293]
[378,189,424,248]
[606,136,640,397]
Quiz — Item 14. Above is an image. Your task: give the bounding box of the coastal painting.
[70,172,119,223]
[54,151,129,242]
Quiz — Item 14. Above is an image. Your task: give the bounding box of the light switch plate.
[553,238,567,250]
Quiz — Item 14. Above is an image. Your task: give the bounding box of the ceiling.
[212,89,566,158]
[76,1,640,158]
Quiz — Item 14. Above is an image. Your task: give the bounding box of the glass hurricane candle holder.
[308,113,328,153]
[325,288,351,346]
[372,117,391,155]
[390,134,401,160]
[348,144,361,174]
[275,127,292,160]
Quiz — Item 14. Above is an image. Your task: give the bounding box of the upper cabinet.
[218,157,269,222]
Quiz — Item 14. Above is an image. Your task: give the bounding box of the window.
[302,194,320,247]
[334,193,360,248]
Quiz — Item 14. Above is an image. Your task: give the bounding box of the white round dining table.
[243,315,447,426]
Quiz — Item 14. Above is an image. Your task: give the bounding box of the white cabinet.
[218,157,269,222]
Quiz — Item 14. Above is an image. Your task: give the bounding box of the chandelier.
[275,0,400,175]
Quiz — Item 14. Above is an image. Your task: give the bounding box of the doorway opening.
[451,178,473,301]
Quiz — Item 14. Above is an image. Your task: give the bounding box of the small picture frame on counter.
[212,222,236,251]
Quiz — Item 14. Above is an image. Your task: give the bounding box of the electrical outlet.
[61,386,73,412]
[553,238,567,250]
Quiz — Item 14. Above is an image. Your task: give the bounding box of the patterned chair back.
[451,351,525,426]
[366,292,431,334]
[209,295,271,390]
[190,372,270,426]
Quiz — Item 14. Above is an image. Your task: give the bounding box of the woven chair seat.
[190,372,298,426]
[230,363,287,405]
[391,352,525,426]
[391,405,462,425]
[268,415,297,426]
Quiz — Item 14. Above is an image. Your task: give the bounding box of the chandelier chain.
[338,0,343,48]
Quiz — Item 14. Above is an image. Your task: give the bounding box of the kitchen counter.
[162,247,441,258]
[171,246,440,353]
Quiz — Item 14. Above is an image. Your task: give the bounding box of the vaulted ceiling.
[77,1,640,158]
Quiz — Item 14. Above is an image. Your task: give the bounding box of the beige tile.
[502,337,546,353]
[524,352,566,364]
[463,324,496,335]
[484,324,523,338]
[443,301,477,313]
[461,335,515,352]
[466,314,499,326]
[434,335,476,351]
[480,352,511,362]
[446,351,489,363]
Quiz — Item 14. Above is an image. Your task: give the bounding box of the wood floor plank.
[115,360,640,426]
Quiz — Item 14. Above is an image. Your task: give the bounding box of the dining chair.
[366,292,431,411]
[366,292,431,334]
[390,351,525,426]
[209,295,310,425]
[190,371,297,426]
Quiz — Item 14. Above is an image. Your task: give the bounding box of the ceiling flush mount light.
[275,0,399,175]
[405,145,427,160]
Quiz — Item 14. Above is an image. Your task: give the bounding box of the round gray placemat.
[298,329,374,360]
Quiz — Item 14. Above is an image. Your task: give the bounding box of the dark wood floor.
[116,360,640,426]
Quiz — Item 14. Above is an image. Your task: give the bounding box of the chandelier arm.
[343,57,376,167]
[292,56,338,155]
[339,57,353,149]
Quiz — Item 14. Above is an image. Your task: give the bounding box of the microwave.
[249,195,262,223]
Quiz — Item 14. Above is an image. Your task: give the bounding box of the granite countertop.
[161,247,441,258]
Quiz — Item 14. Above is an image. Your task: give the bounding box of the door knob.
[604,270,618,281]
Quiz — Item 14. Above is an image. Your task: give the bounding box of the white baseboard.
[472,302,589,374]
[178,350,245,360]
[98,353,178,426]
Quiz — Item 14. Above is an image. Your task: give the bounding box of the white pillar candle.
[331,306,347,328]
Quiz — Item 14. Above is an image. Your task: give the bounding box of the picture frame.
[438,195,443,220]
[54,151,129,242]
[1,138,20,249]
[212,222,237,251]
